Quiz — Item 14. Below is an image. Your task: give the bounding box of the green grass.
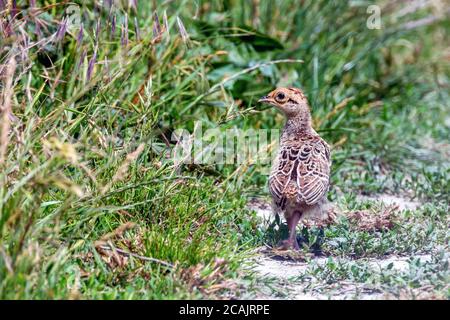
[0,0,449,299]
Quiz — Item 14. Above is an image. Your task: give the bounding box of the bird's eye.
[275,92,286,101]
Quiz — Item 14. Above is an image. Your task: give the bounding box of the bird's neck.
[282,110,314,139]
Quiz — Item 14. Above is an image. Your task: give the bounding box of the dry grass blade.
[96,244,174,269]
[163,10,169,35]
[93,222,173,269]
[101,143,144,194]
[95,221,137,245]
[347,205,399,232]
[179,258,236,295]
[0,56,17,165]
[152,11,162,43]
[176,16,190,44]
[0,246,13,274]
[400,8,450,30]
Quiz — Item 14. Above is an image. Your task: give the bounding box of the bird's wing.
[269,137,331,208]
[296,138,331,205]
[269,145,298,210]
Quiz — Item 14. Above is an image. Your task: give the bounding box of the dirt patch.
[357,194,421,211]
[247,247,433,300]
[251,247,432,280]
[347,205,398,231]
[366,254,432,273]
[247,198,273,222]
[244,194,433,300]
[420,136,450,159]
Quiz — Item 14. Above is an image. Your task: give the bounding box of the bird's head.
[258,87,309,118]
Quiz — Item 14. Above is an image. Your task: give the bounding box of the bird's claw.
[277,239,300,251]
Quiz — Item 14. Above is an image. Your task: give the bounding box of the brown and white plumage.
[270,135,330,208]
[259,87,332,250]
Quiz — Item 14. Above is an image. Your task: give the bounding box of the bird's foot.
[277,239,300,251]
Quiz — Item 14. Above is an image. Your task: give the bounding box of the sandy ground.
[245,194,434,300]
[248,249,432,300]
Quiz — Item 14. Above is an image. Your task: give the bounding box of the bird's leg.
[280,212,301,250]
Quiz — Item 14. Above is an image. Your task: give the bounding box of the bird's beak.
[258,95,271,103]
